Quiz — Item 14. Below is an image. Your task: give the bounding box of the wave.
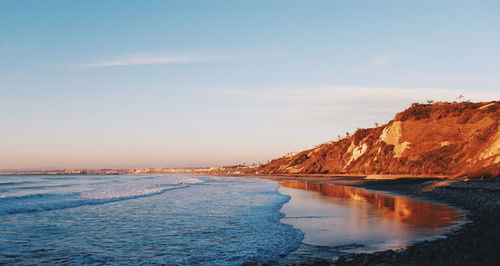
[90,176,115,180]
[41,176,76,180]
[282,215,342,219]
[0,192,72,202]
[6,184,74,191]
[0,181,39,186]
[0,182,202,216]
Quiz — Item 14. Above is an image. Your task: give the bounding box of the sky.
[1,0,499,170]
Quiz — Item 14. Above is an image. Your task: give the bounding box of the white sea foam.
[0,175,205,215]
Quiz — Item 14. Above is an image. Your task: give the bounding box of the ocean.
[0,174,464,265]
[0,174,303,265]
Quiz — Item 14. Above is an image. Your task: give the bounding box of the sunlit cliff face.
[279,180,462,228]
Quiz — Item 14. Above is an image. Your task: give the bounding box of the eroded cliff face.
[259,101,499,178]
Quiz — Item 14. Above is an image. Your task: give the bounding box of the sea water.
[0,175,303,265]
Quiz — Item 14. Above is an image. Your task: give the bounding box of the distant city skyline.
[1,0,499,170]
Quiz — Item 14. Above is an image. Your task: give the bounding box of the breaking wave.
[0,175,204,215]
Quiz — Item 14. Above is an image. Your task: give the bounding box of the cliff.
[259,101,499,178]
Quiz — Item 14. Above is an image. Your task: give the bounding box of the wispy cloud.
[369,56,394,67]
[409,72,500,83]
[214,108,292,115]
[219,86,499,103]
[216,86,500,119]
[77,53,203,68]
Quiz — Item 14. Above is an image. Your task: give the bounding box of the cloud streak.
[77,53,203,68]
[219,86,499,103]
[214,108,292,115]
[216,86,500,119]
[369,56,394,67]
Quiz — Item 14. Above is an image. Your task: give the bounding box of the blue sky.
[1,0,499,170]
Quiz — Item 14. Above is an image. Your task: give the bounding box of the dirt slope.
[259,101,499,178]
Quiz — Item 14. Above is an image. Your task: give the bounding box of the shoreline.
[2,173,498,264]
[255,175,499,265]
[273,178,465,265]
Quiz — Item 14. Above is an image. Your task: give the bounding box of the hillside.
[259,101,499,178]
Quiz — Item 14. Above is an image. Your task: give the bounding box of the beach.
[3,1,498,264]
[256,175,500,265]
[0,173,498,265]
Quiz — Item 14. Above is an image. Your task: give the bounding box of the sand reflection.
[279,180,461,228]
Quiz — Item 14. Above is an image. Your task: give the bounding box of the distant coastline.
[0,165,256,176]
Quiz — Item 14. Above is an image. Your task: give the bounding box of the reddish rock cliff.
[260,101,499,178]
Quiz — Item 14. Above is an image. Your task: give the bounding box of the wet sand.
[252,175,499,265]
[272,178,464,264]
[279,180,462,249]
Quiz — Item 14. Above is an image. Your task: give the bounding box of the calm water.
[279,180,464,253]
[0,175,302,265]
[0,175,462,265]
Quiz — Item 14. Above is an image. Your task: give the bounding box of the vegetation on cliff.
[259,101,499,178]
